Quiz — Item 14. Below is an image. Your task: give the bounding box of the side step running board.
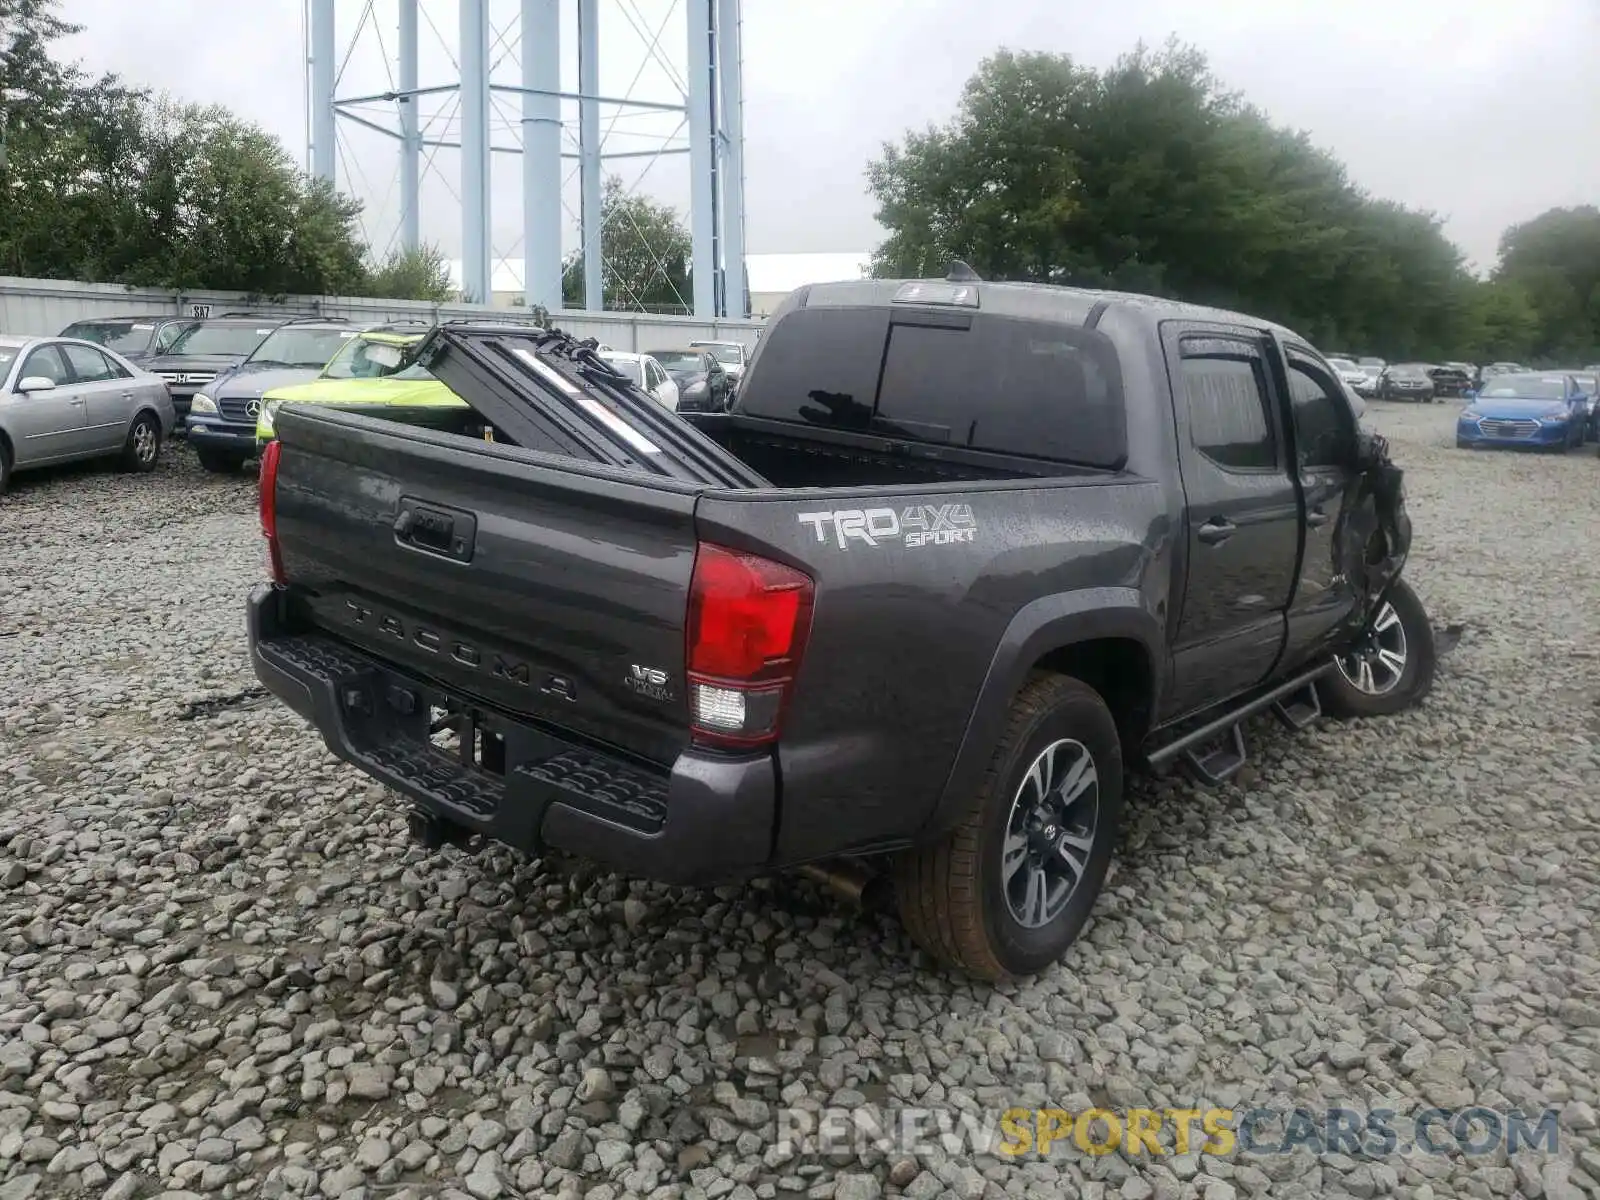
[1146,662,1333,786]
[1272,681,1322,731]
[1183,723,1247,786]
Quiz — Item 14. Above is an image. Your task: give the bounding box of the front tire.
[1319,579,1436,718]
[195,448,244,474]
[893,674,1124,981]
[0,439,11,495]
[121,412,162,473]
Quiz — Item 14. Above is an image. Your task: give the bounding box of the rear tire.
[195,447,243,474]
[893,674,1124,981]
[1318,579,1436,719]
[121,412,162,473]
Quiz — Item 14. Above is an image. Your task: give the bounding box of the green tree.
[1458,280,1541,363]
[120,101,367,296]
[1492,206,1600,361]
[364,244,455,303]
[865,42,1479,362]
[561,175,691,312]
[0,0,413,299]
[0,0,149,277]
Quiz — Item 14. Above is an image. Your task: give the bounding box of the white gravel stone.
[0,411,1596,1199]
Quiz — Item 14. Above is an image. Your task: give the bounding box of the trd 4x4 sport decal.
[796,504,977,550]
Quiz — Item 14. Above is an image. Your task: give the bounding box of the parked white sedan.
[599,350,681,411]
[0,334,175,493]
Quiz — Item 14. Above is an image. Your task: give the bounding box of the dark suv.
[58,315,194,363]
[1379,363,1437,402]
[184,319,399,472]
[136,316,292,420]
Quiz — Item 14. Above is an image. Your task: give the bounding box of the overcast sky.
[57,0,1600,275]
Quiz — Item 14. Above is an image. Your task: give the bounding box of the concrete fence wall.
[0,276,767,352]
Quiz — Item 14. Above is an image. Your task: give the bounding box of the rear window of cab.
[737,305,1128,469]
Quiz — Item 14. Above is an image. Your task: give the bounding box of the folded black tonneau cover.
[411,321,769,489]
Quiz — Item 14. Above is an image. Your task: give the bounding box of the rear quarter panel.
[696,475,1173,863]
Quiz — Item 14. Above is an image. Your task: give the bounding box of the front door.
[1276,345,1364,671]
[60,342,137,453]
[1163,325,1302,720]
[7,344,91,465]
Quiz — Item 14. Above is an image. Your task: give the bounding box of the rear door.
[60,343,136,451]
[8,344,92,464]
[1162,324,1302,718]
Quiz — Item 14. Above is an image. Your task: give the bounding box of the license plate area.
[427,700,508,776]
[259,632,672,836]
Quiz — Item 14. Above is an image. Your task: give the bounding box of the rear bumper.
[186,417,259,457]
[246,584,776,885]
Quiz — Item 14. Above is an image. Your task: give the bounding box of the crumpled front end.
[1336,428,1412,632]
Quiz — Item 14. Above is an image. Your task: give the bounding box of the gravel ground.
[0,407,1596,1200]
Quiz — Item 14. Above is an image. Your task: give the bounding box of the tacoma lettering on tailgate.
[796,504,977,550]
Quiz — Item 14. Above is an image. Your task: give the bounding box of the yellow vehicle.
[255,329,468,446]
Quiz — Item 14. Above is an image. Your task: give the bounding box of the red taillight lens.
[258,440,285,585]
[686,543,813,748]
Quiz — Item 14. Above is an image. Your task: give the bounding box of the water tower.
[303,0,746,317]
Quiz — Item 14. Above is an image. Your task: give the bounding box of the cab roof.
[784,270,1309,343]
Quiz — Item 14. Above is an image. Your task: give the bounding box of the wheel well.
[1032,638,1154,750]
[0,427,12,463]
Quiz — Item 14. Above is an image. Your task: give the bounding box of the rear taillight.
[686,543,814,749]
[258,440,285,585]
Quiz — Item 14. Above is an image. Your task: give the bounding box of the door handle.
[1197,518,1236,545]
[1306,507,1330,527]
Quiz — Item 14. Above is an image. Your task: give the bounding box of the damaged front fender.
[1336,428,1413,630]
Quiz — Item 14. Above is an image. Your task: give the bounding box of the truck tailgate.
[269,405,702,767]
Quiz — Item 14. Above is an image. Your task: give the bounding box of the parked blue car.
[1456,373,1588,451]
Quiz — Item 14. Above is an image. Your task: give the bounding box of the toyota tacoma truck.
[247,270,1432,980]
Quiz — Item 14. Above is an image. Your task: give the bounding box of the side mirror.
[17,376,57,394]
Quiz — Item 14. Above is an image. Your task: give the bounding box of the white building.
[444,251,874,319]
[745,252,874,318]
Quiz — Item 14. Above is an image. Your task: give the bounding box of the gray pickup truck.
[248,271,1431,979]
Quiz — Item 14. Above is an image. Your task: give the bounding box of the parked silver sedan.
[0,335,175,493]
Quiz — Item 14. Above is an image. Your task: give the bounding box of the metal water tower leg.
[309,0,336,184]
[523,0,562,309]
[578,0,604,311]
[398,0,420,253]
[716,0,746,318]
[459,0,492,304]
[687,0,717,319]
